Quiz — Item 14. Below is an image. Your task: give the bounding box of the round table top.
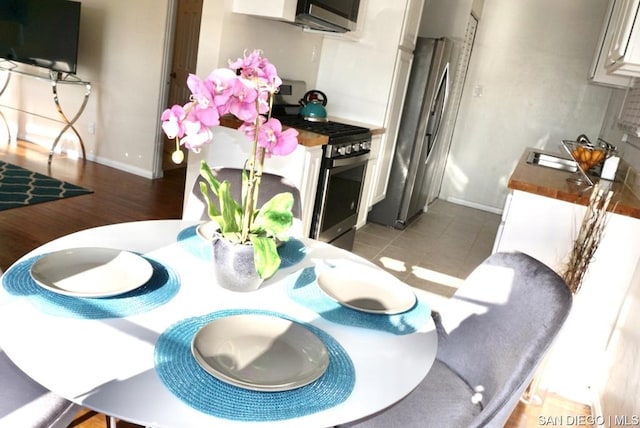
[0,220,437,427]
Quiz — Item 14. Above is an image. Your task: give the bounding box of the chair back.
[436,252,573,427]
[183,166,302,223]
[0,350,80,427]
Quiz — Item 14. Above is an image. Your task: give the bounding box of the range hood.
[293,4,356,33]
[232,0,358,34]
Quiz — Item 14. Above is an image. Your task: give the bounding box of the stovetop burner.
[275,114,371,144]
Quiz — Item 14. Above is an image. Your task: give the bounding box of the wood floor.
[1,142,592,427]
[0,141,186,271]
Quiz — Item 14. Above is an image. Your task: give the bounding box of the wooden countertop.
[508,147,640,219]
[220,115,383,147]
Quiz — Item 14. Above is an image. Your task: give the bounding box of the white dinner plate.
[195,221,219,241]
[191,314,329,391]
[317,262,417,314]
[30,247,154,298]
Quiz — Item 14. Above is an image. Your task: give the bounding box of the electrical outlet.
[88,123,96,134]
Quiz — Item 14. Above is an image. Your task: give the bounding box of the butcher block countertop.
[220,115,384,147]
[509,147,640,219]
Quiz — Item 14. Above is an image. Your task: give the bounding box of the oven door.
[312,152,369,245]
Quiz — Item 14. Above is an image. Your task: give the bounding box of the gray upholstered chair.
[340,251,573,428]
[183,166,302,235]
[0,349,80,428]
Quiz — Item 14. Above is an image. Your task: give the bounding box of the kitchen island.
[493,147,640,406]
[507,147,640,218]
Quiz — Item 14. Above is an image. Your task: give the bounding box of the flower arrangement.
[160,50,299,279]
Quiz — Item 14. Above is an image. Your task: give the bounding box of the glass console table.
[0,61,91,164]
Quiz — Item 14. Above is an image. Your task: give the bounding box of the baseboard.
[85,153,156,179]
[442,196,503,215]
[16,137,157,179]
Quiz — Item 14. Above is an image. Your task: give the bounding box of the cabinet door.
[608,0,639,63]
[371,49,413,204]
[606,0,640,75]
[589,0,633,87]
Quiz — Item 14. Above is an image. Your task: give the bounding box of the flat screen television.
[0,0,81,75]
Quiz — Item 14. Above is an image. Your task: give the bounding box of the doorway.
[162,0,203,172]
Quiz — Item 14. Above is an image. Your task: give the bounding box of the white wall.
[196,0,324,88]
[2,0,323,179]
[599,87,640,170]
[419,0,483,41]
[2,0,172,178]
[314,0,408,126]
[439,0,613,212]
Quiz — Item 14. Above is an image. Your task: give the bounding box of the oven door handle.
[329,152,370,168]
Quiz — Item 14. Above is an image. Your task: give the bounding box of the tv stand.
[0,62,91,164]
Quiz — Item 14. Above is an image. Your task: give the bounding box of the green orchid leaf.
[250,235,281,279]
[217,181,242,234]
[252,192,294,240]
[198,181,223,221]
[199,161,245,234]
[199,161,222,194]
[199,162,223,221]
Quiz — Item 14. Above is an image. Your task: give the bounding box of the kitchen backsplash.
[619,79,640,136]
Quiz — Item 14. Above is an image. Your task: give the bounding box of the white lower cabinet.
[494,189,640,403]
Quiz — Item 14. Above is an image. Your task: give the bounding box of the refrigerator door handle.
[425,64,450,165]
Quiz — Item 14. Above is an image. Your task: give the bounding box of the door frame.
[152,0,179,178]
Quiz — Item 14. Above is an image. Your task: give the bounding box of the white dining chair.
[182,166,303,236]
[0,349,80,428]
[339,251,573,428]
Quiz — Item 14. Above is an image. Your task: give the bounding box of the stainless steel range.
[274,80,372,251]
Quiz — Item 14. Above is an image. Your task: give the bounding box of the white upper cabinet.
[231,0,296,21]
[606,0,640,76]
[590,0,633,87]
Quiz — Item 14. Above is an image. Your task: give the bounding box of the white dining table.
[0,220,437,428]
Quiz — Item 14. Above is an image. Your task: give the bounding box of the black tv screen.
[0,0,81,74]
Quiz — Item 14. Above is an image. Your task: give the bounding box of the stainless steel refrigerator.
[368,37,453,229]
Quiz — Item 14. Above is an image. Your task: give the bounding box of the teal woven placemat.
[287,266,431,335]
[154,309,355,422]
[2,254,180,319]
[176,225,306,268]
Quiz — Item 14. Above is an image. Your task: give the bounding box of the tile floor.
[353,199,501,311]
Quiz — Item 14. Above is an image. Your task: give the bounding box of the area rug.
[0,160,93,212]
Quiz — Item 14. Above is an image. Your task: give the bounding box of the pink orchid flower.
[206,68,237,114]
[161,105,186,139]
[241,117,298,157]
[186,74,220,127]
[229,49,282,92]
[181,118,212,151]
[228,78,259,122]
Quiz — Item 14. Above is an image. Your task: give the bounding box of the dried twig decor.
[562,182,614,294]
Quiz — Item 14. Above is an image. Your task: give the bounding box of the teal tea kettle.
[299,90,328,122]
